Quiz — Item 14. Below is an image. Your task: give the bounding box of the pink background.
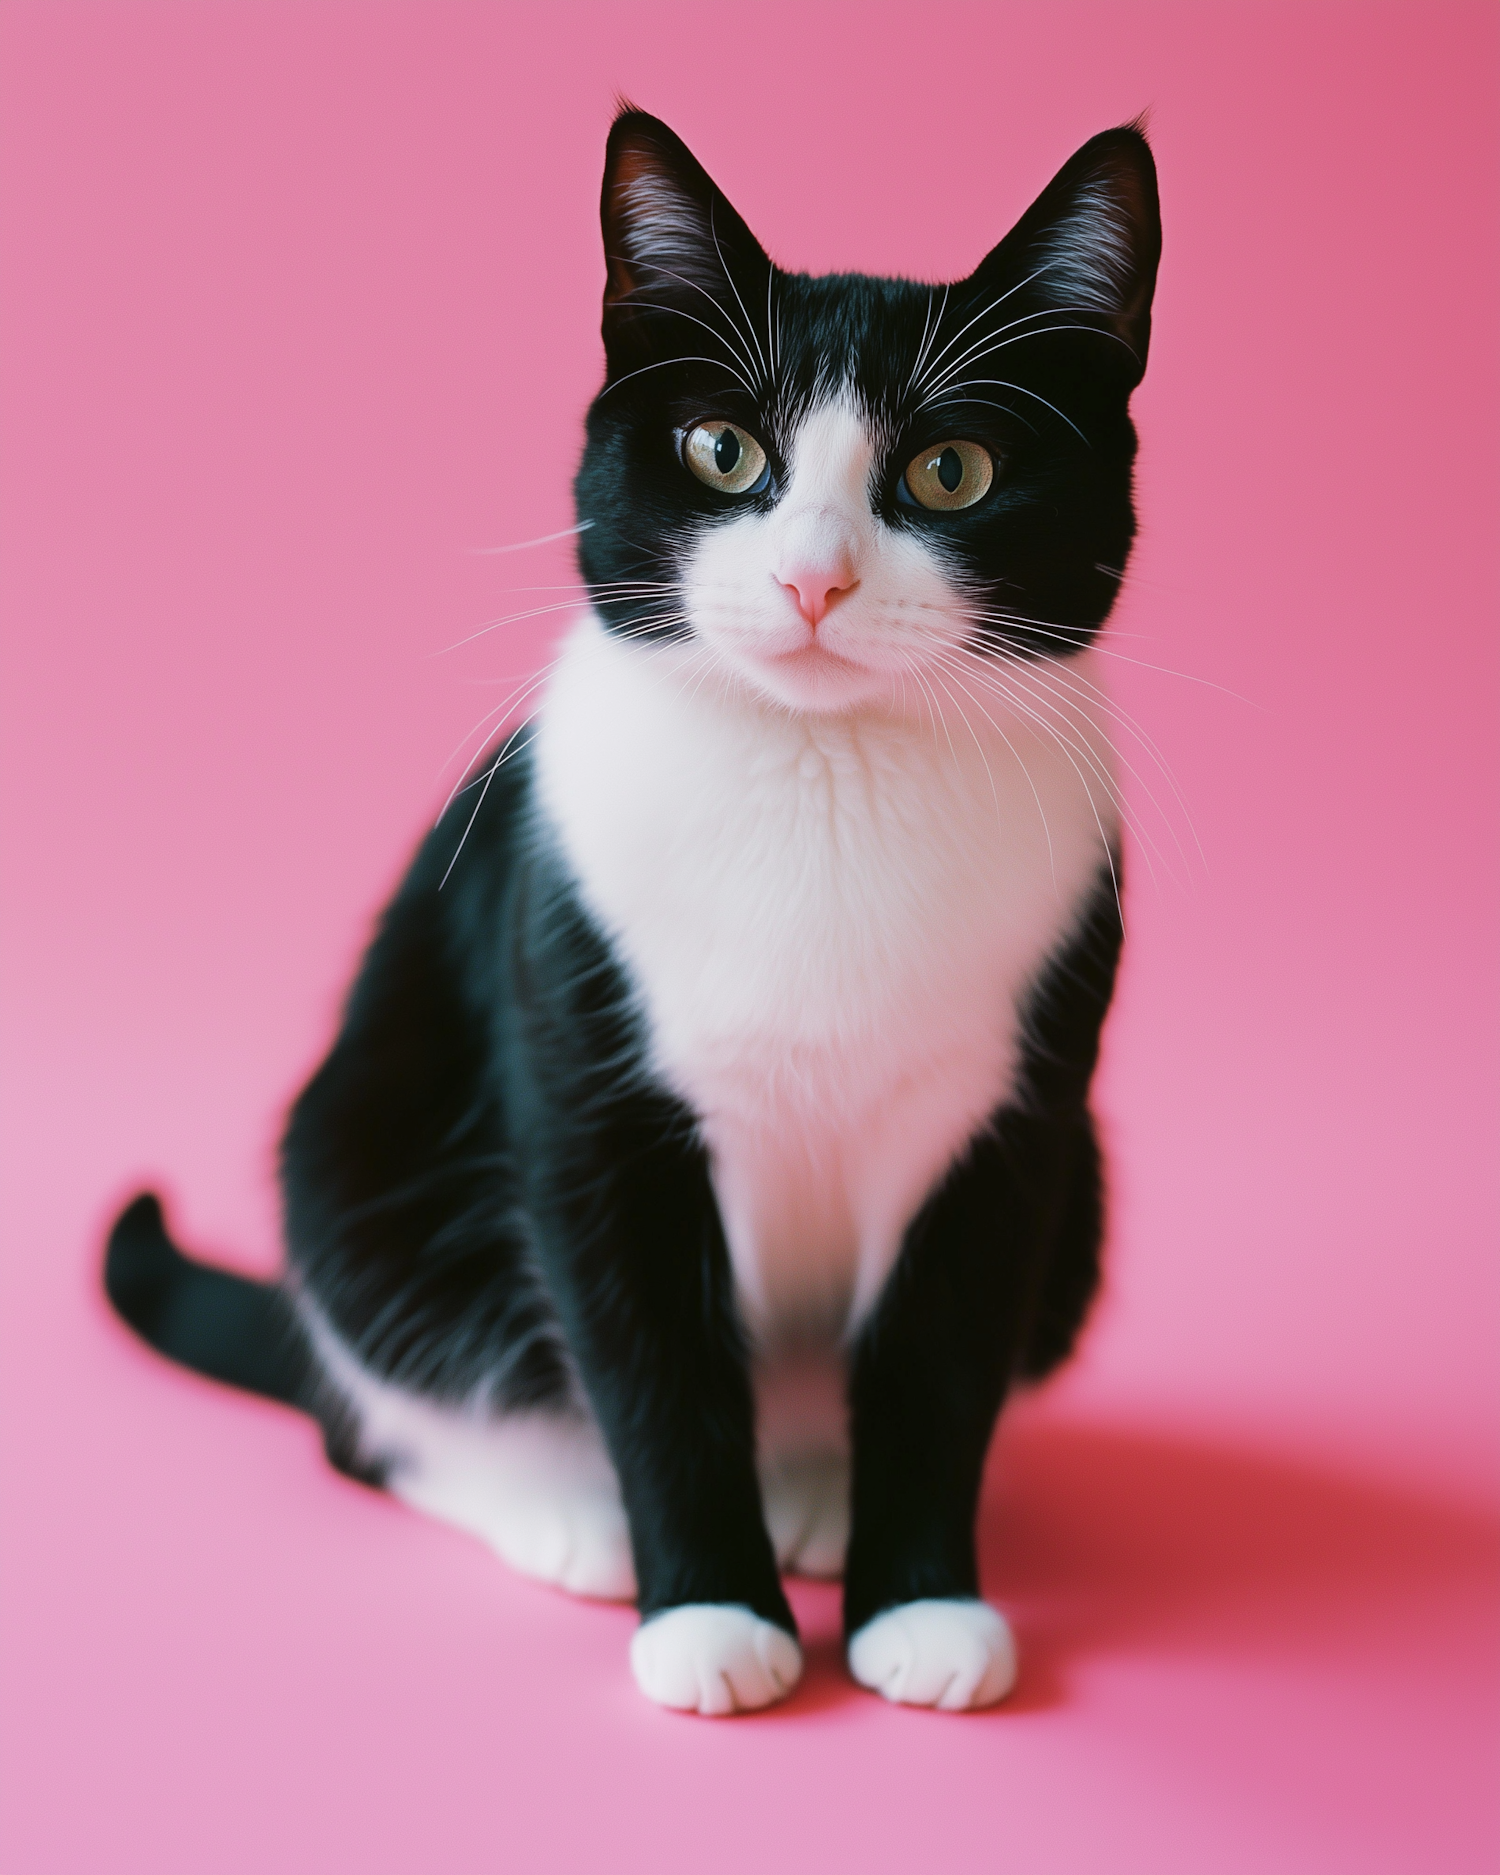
[2,3,1496,1869]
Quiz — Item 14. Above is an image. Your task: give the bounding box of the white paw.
[848,1599,1017,1710]
[762,1451,849,1578]
[486,1490,637,1601]
[630,1605,803,1715]
[375,1402,637,1601]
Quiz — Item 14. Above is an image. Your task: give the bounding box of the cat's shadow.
[778,1410,1498,1719]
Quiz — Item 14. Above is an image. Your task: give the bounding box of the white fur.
[630,1604,803,1714]
[753,1347,849,1576]
[534,396,1117,1340]
[760,1449,849,1579]
[848,1599,1017,1709]
[304,1305,636,1600]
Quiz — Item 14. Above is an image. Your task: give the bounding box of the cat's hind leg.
[309,1323,636,1602]
[761,1450,849,1579]
[755,1351,850,1578]
[390,1404,636,1601]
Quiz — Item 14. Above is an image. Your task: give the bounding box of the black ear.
[969,124,1161,386]
[600,108,773,377]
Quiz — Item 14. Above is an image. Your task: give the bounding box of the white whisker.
[709,199,770,385]
[436,725,540,890]
[925,645,1156,897]
[611,293,761,388]
[941,642,1188,881]
[958,608,1252,701]
[981,641,1205,872]
[471,521,595,557]
[915,654,1057,884]
[910,264,1059,396]
[938,378,1090,444]
[611,248,765,388]
[924,318,1137,400]
[596,353,756,401]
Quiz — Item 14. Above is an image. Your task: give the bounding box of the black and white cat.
[106,109,1159,1714]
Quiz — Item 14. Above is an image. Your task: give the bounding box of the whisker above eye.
[920,393,1039,438]
[903,283,950,404]
[923,315,1139,402]
[909,262,1059,397]
[610,248,768,388]
[608,289,763,392]
[595,352,757,401]
[708,200,770,386]
[932,378,1090,444]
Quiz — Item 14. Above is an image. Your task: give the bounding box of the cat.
[105,106,1160,1715]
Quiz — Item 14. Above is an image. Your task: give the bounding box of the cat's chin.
[732,640,894,716]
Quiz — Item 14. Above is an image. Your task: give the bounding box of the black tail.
[104,1193,307,1405]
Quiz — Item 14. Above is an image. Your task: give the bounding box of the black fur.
[104,108,1156,1667]
[105,1194,306,1403]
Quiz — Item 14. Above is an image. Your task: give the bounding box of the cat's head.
[574,109,1160,716]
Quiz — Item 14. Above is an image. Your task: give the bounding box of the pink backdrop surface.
[2,4,1497,1870]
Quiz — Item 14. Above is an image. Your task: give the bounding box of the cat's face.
[574,112,1160,716]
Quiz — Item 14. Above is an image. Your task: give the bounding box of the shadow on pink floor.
[780,1413,1499,1719]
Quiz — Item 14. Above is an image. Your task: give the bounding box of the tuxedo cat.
[106,108,1159,1714]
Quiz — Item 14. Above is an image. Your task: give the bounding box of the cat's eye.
[901,439,994,512]
[681,422,770,496]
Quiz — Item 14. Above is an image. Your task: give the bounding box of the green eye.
[903,439,994,512]
[682,422,769,495]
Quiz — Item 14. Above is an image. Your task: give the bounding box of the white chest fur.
[533,617,1116,1342]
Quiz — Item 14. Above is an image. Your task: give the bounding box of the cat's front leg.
[844,1113,1075,1709]
[523,1113,799,1713]
[510,864,798,1715]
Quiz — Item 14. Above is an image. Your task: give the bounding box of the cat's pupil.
[936,447,963,493]
[714,428,741,474]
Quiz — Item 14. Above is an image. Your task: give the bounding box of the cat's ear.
[600,108,772,371]
[969,124,1161,385]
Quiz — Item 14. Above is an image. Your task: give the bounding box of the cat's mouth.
[762,639,869,677]
[727,632,893,715]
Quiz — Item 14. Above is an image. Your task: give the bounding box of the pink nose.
[779,565,858,628]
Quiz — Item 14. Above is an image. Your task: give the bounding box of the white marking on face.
[680,394,970,714]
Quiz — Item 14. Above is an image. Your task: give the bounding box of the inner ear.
[600,108,772,355]
[969,125,1162,383]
